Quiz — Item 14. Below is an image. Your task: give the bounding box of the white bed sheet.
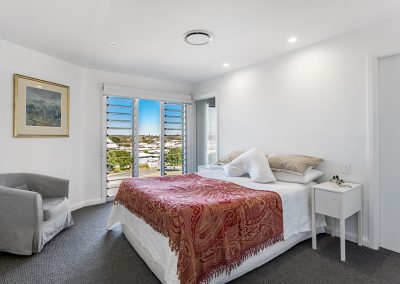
[107,169,326,283]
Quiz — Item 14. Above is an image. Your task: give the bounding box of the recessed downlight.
[288,36,297,43]
[222,62,230,68]
[184,30,213,45]
[110,41,120,46]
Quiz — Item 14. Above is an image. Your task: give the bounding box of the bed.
[107,168,326,283]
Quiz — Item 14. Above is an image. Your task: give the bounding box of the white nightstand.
[311,181,362,261]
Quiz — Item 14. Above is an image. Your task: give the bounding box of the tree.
[165,147,182,168]
[109,136,121,144]
[107,150,132,172]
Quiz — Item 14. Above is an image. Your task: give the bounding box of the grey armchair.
[0,173,74,255]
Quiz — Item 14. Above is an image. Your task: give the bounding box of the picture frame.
[13,74,69,137]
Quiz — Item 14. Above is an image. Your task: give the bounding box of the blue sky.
[107,97,182,136]
[138,100,160,135]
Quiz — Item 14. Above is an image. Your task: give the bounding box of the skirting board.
[70,198,104,211]
[326,225,373,249]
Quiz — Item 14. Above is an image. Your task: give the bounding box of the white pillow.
[273,168,323,184]
[223,147,276,183]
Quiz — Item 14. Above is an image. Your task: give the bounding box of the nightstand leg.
[358,210,363,246]
[311,187,316,249]
[331,217,335,237]
[340,217,346,261]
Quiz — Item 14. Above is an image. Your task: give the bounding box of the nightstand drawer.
[315,189,341,218]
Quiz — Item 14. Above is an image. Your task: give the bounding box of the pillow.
[223,147,276,183]
[268,154,323,175]
[14,184,30,191]
[217,150,244,164]
[273,168,323,184]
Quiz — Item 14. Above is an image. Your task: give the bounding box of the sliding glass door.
[196,97,217,167]
[105,96,187,197]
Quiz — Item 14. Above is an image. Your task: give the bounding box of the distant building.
[139,152,160,168]
[107,138,118,149]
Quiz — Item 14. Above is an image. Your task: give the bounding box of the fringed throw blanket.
[114,173,283,284]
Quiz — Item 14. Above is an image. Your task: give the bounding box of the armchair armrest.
[25,173,70,199]
[0,186,43,255]
[0,186,43,224]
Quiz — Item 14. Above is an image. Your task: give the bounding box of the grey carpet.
[1,202,399,284]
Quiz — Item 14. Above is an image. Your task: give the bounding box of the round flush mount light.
[184,30,214,45]
[110,41,120,47]
[288,36,297,43]
[222,62,230,68]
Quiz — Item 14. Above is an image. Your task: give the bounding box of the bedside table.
[311,181,362,261]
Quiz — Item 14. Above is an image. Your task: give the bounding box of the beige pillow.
[217,150,245,164]
[268,154,323,175]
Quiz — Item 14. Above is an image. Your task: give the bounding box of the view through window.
[106,96,187,197]
[138,99,161,177]
[163,102,186,176]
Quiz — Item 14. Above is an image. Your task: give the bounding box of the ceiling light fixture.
[222,62,230,68]
[184,30,213,45]
[110,41,120,47]
[288,36,297,43]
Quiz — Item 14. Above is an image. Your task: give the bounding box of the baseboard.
[70,198,104,211]
[326,225,375,250]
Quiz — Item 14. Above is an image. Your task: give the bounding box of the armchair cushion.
[42,197,69,222]
[15,184,30,191]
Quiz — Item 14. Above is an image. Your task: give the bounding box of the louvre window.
[106,96,188,197]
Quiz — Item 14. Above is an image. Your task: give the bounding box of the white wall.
[0,38,191,209]
[193,19,400,248]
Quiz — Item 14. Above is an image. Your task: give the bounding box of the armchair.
[0,173,74,255]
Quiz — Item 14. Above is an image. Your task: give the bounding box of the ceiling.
[0,0,399,84]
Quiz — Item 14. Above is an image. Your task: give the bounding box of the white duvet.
[107,169,326,283]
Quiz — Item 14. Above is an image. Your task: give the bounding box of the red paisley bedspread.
[114,173,283,284]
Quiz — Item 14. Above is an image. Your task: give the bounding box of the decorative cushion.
[217,150,244,165]
[268,154,323,175]
[42,197,69,221]
[273,168,323,184]
[223,148,276,183]
[14,184,30,191]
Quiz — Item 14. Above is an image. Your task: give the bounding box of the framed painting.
[13,74,69,137]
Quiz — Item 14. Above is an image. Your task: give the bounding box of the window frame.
[101,92,192,201]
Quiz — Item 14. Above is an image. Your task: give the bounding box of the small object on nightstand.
[329,175,351,188]
[311,181,362,262]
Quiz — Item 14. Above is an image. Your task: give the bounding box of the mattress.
[107,169,326,283]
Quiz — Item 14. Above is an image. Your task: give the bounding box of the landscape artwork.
[14,74,69,137]
[26,86,62,127]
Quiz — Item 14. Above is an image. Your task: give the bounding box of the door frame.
[368,46,400,249]
[192,91,219,169]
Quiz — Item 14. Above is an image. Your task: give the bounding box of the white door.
[379,54,400,253]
